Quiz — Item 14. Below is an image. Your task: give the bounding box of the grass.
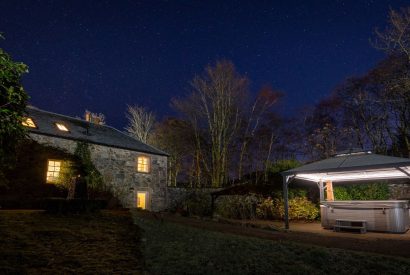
[132,211,410,275]
[0,210,143,274]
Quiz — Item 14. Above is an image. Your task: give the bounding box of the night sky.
[1,0,408,129]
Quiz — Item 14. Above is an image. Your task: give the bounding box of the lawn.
[132,211,410,275]
[0,210,143,274]
[3,210,410,274]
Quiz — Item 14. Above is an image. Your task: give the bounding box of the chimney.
[84,110,105,125]
[85,110,92,122]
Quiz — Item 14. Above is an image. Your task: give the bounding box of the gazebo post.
[318,180,324,201]
[283,175,290,230]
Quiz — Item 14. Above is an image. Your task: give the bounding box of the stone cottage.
[22,106,168,211]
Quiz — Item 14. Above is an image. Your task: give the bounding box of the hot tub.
[321,200,410,233]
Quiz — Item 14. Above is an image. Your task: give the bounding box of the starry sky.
[1,0,408,129]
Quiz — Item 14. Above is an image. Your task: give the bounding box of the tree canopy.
[0,34,29,184]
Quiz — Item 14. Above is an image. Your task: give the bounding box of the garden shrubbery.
[214,194,259,219]
[44,198,107,214]
[264,196,320,221]
[215,189,319,221]
[169,182,389,222]
[333,182,390,200]
[170,190,213,217]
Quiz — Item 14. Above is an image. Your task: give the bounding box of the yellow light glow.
[46,160,61,183]
[295,166,410,183]
[137,156,150,173]
[137,192,147,209]
[22,117,36,128]
[56,123,69,131]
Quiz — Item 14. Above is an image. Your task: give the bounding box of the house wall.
[30,133,168,211]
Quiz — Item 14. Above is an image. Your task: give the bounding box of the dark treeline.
[125,7,410,188]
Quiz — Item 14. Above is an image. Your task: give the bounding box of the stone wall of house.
[30,133,168,211]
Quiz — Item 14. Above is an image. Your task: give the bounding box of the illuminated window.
[46,160,61,183]
[55,123,69,132]
[137,156,150,173]
[22,117,36,128]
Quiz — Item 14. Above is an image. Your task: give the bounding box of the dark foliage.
[0,139,76,202]
[44,198,107,214]
[169,190,213,217]
[0,139,121,209]
[0,35,29,185]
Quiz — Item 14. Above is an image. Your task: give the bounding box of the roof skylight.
[55,123,69,132]
[22,117,36,128]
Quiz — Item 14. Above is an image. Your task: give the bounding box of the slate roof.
[282,151,410,175]
[25,106,168,156]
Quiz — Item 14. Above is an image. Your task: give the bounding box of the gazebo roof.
[282,151,410,183]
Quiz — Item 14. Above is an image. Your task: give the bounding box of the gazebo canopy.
[280,150,410,230]
[282,151,410,183]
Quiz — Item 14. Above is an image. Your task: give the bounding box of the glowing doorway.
[137,191,148,209]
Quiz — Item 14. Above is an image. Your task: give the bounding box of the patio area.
[269,220,410,240]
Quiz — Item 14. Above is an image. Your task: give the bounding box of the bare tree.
[125,105,156,144]
[173,60,247,187]
[372,8,410,157]
[373,7,410,62]
[300,95,357,160]
[237,86,282,180]
[151,118,194,186]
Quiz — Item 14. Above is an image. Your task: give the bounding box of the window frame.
[136,155,151,173]
[46,159,62,183]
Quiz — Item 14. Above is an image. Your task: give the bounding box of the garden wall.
[29,133,168,211]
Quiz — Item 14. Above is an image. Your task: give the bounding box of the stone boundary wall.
[29,133,168,211]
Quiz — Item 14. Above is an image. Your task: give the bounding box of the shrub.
[170,191,212,217]
[74,142,104,195]
[44,198,107,214]
[288,188,308,199]
[215,194,260,219]
[334,182,390,200]
[215,189,319,221]
[267,159,301,174]
[255,196,275,219]
[256,196,319,221]
[285,197,319,220]
[333,186,350,200]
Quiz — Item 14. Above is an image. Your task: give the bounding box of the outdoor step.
[334,224,367,234]
[334,225,365,229]
[336,219,366,223]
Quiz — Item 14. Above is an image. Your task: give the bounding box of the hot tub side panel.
[320,201,409,233]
